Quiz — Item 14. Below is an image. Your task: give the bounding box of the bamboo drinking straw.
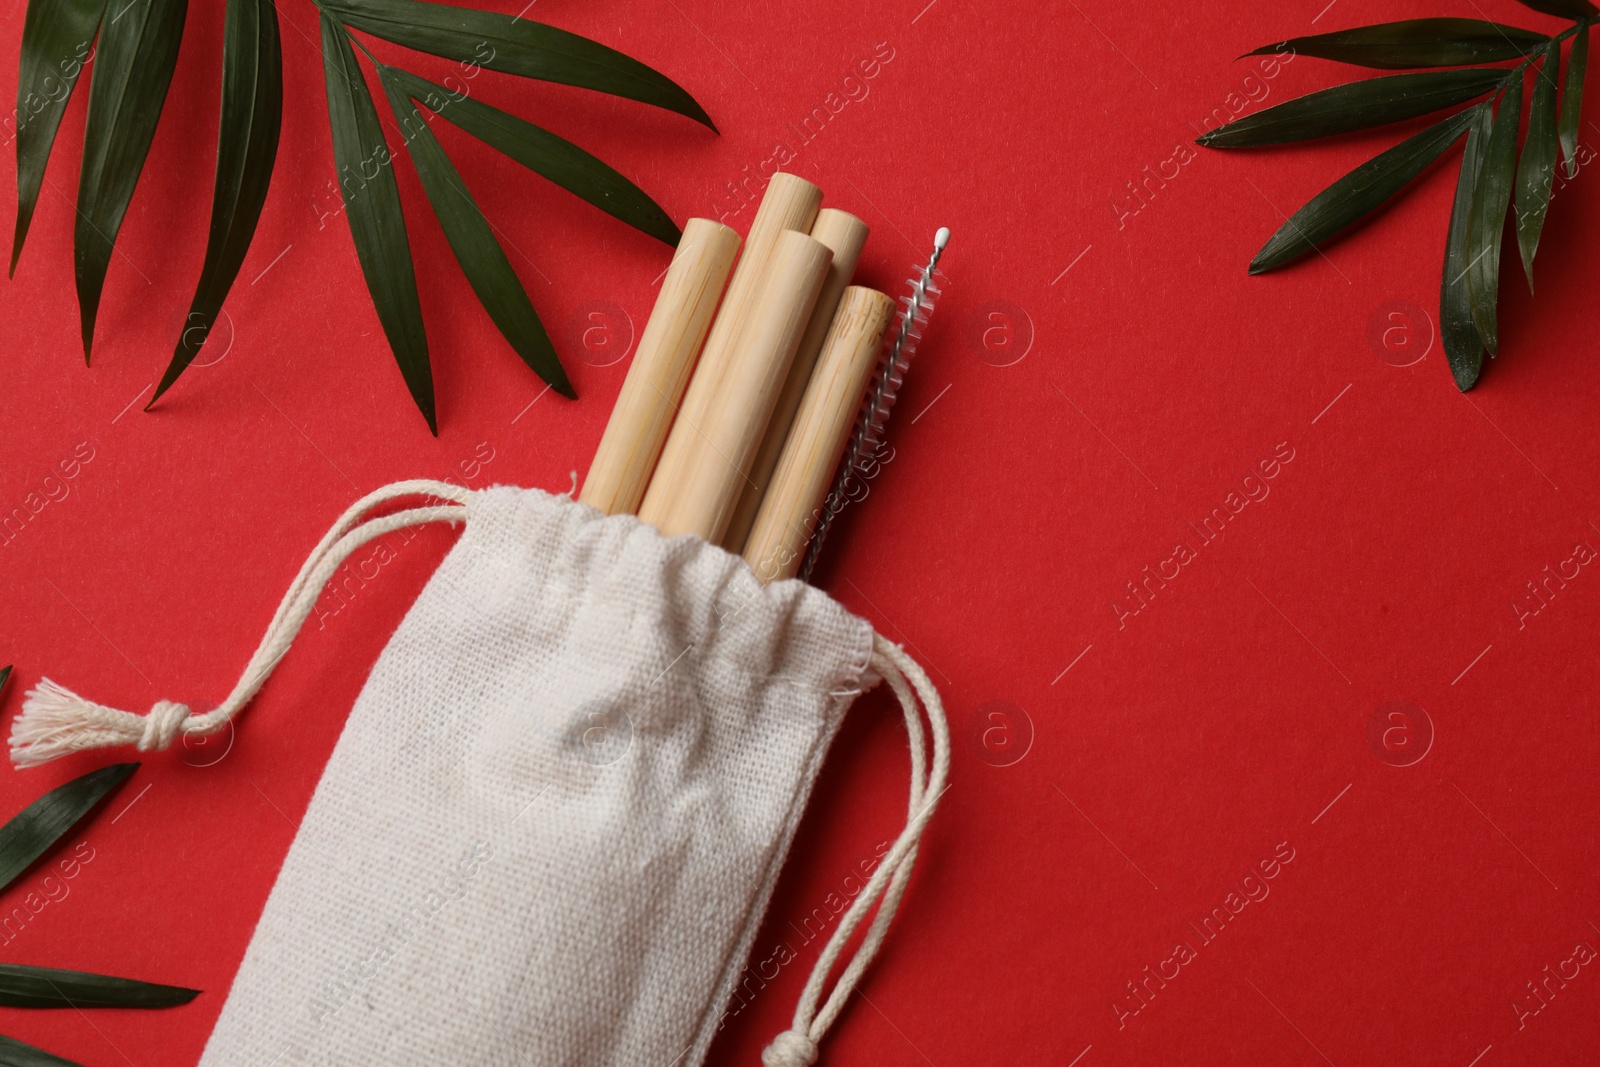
[638,230,833,541]
[640,174,822,511]
[721,208,869,553]
[742,286,895,582]
[578,219,740,515]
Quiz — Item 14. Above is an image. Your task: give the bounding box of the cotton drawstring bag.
[10,480,949,1066]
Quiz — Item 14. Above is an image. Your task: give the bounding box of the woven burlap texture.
[199,486,875,1067]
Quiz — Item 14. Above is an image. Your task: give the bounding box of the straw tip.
[934,227,951,251]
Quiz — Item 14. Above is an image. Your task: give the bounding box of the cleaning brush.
[799,227,949,581]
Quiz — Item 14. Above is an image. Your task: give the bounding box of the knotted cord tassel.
[5,481,470,768]
[10,679,195,767]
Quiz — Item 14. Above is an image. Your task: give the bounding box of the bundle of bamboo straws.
[579,172,909,584]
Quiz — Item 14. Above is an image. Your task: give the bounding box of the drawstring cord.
[762,634,951,1067]
[9,480,469,767]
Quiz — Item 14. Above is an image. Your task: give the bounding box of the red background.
[2,0,1599,1063]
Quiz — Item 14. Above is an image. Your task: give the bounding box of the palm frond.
[11,0,713,430]
[1207,12,1596,390]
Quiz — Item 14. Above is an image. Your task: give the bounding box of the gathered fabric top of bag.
[10,480,949,1067]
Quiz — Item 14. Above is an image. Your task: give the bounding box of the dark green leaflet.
[0,764,202,1036]
[14,0,705,429]
[381,67,679,246]
[321,14,435,433]
[0,763,136,893]
[1217,15,1595,391]
[1517,44,1560,290]
[0,666,10,695]
[1514,0,1597,19]
[1442,105,1493,390]
[1199,69,1506,147]
[1559,25,1589,178]
[0,1031,84,1066]
[1247,19,1548,69]
[1249,108,1477,274]
[12,0,104,277]
[0,962,199,1009]
[152,0,282,406]
[378,68,574,398]
[1464,77,1523,355]
[74,0,188,362]
[322,0,713,130]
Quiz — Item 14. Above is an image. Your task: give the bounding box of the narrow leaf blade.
[12,0,103,276]
[0,962,198,1009]
[0,763,136,894]
[1249,108,1477,273]
[1465,78,1524,355]
[321,0,714,129]
[1245,19,1548,69]
[379,68,573,398]
[1442,105,1494,389]
[0,667,11,696]
[0,1032,86,1066]
[152,0,283,406]
[74,0,188,361]
[1516,46,1560,290]
[320,15,435,432]
[1199,69,1505,147]
[1559,25,1589,178]
[382,67,679,245]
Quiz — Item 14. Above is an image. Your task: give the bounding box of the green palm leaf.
[74,0,188,362]
[379,67,573,398]
[1464,77,1523,355]
[322,0,714,129]
[321,14,435,433]
[12,0,103,277]
[0,962,198,1009]
[381,66,679,246]
[1516,44,1560,290]
[0,1032,84,1066]
[1249,108,1476,273]
[0,761,201,1045]
[11,0,707,430]
[1559,25,1589,177]
[0,763,136,893]
[151,0,282,406]
[1246,19,1548,69]
[1442,105,1493,389]
[1199,69,1505,147]
[1217,14,1594,392]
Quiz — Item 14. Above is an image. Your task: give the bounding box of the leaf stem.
[305,0,382,66]
[1500,16,1595,88]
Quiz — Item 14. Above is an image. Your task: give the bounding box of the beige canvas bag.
[11,480,949,1066]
